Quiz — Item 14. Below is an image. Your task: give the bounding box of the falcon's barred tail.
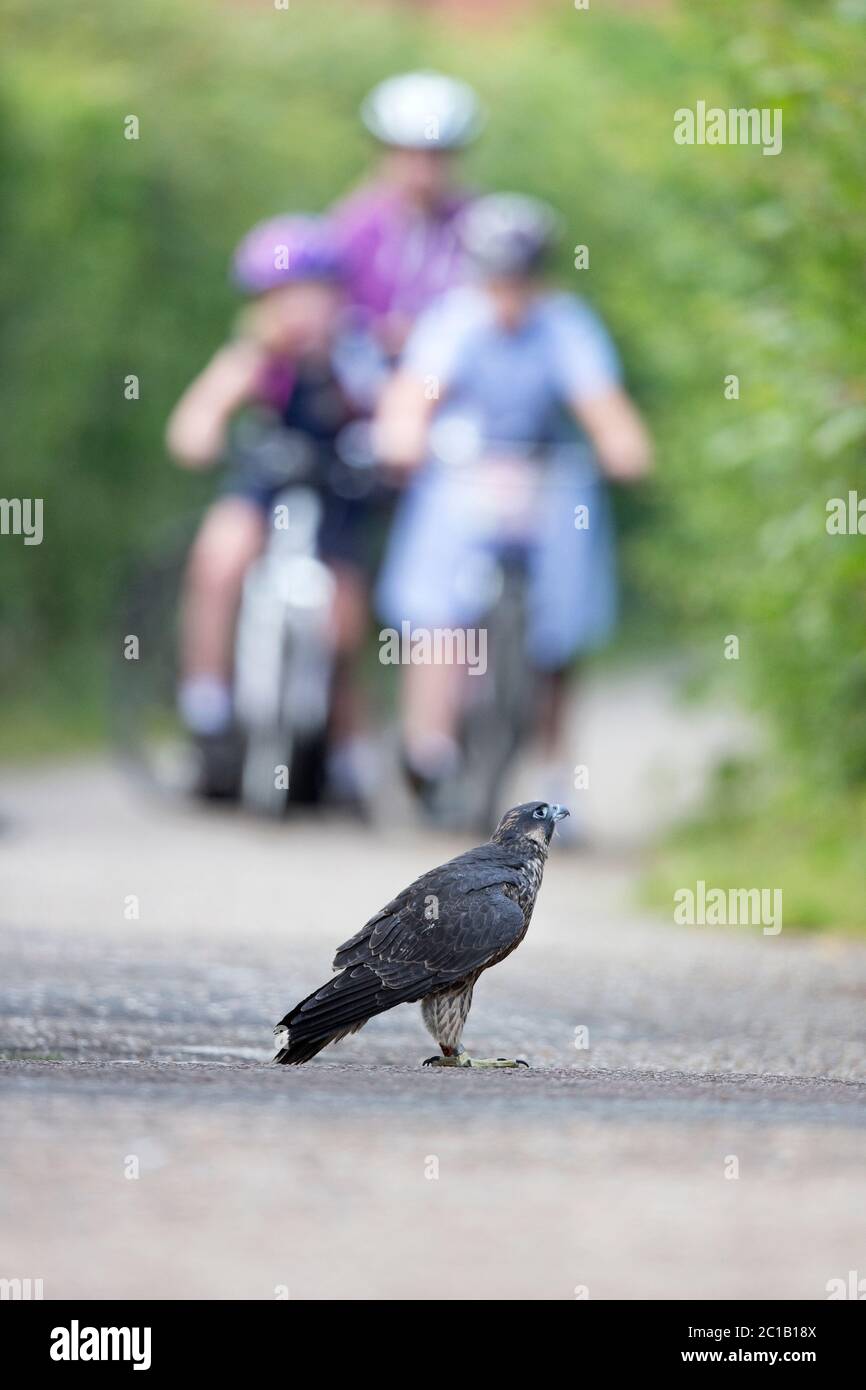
[273,963,389,1065]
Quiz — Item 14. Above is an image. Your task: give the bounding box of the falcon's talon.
[420,1053,527,1069]
[463,1057,530,1069]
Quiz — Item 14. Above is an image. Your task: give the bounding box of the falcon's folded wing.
[274,879,525,1065]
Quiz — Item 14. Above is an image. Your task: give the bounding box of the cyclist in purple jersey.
[329,71,484,355]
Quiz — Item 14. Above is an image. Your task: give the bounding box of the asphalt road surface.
[1,733,865,1300]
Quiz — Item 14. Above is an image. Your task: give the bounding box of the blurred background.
[2,0,865,924]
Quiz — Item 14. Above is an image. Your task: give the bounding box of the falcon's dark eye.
[533,804,549,819]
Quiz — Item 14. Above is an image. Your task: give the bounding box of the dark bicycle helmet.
[458,193,560,276]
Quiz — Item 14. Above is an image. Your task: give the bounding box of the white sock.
[178,677,233,737]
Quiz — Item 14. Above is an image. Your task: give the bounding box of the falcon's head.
[492,801,570,849]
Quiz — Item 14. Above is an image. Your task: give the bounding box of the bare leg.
[180,497,265,683]
[534,665,584,846]
[536,666,573,761]
[328,563,369,745]
[401,660,463,776]
[325,563,380,806]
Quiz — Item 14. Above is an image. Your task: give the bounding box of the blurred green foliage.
[1,0,865,918]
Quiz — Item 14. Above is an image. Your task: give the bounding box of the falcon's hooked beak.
[550,804,570,822]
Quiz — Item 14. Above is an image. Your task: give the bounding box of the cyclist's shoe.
[401,750,466,828]
[402,754,444,816]
[193,731,244,800]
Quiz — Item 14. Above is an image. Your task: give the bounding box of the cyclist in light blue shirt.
[375,193,653,801]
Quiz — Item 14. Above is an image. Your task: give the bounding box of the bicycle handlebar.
[227,412,396,499]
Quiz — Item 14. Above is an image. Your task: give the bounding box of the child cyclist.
[166,215,384,798]
[375,193,653,813]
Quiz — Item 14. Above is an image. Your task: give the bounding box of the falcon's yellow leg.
[422,1051,529,1068]
[463,1057,529,1068]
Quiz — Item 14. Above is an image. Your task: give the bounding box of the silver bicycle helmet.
[360,71,484,150]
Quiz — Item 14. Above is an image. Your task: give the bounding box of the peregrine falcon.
[273,800,569,1068]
